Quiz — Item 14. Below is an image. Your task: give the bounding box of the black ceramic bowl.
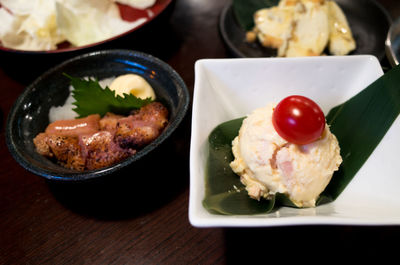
[6,49,189,181]
[220,0,391,61]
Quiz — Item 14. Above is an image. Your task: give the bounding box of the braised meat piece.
[33,133,86,171]
[33,102,169,171]
[99,112,124,133]
[131,102,169,129]
[34,131,136,171]
[79,131,135,170]
[45,114,100,137]
[115,102,169,149]
[34,133,52,157]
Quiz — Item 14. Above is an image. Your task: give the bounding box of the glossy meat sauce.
[34,102,168,171]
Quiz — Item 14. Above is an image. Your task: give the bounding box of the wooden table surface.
[1,0,400,264]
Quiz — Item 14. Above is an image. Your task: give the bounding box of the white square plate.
[189,55,400,227]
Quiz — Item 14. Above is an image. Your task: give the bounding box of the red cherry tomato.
[272,95,325,145]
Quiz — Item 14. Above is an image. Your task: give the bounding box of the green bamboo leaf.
[203,65,400,215]
[322,64,400,199]
[203,118,275,215]
[205,118,244,196]
[232,0,279,31]
[203,191,275,215]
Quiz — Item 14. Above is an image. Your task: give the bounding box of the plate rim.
[0,0,173,54]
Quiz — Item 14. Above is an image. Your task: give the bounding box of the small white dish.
[189,55,400,227]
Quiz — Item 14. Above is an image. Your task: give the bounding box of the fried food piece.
[327,1,356,55]
[33,102,169,171]
[251,0,355,57]
[34,133,52,157]
[133,102,169,129]
[285,1,330,57]
[99,112,124,133]
[33,133,86,170]
[253,6,295,56]
[79,131,135,170]
[34,131,135,171]
[115,102,169,149]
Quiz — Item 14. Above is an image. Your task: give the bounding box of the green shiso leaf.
[203,65,400,215]
[232,0,279,31]
[64,74,153,118]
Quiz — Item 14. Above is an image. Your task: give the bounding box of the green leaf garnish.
[203,118,275,215]
[64,73,153,118]
[204,65,400,215]
[323,64,400,200]
[233,0,279,31]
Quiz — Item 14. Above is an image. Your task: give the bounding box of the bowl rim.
[5,49,190,182]
[386,17,400,67]
[219,0,393,61]
[0,0,172,55]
